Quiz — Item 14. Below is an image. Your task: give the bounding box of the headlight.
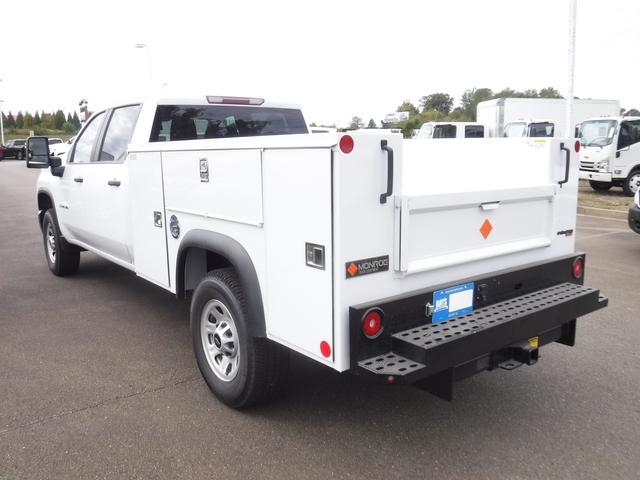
[635,189,640,208]
[596,159,610,171]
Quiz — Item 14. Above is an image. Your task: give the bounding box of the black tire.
[191,268,288,408]
[623,170,640,197]
[589,180,612,191]
[42,209,80,276]
[17,150,24,160]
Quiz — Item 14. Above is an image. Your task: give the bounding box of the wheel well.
[182,247,232,294]
[37,192,54,230]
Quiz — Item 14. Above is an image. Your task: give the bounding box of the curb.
[577,205,628,220]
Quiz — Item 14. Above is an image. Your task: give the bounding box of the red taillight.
[574,140,580,153]
[339,135,354,154]
[206,96,264,105]
[572,257,584,279]
[362,309,384,339]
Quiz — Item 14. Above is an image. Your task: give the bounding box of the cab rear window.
[149,105,308,142]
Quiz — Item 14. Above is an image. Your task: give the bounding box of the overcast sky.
[2,0,638,126]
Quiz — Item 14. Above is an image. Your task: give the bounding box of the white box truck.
[25,95,606,408]
[477,98,620,138]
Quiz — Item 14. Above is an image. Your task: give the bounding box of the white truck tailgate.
[397,139,561,275]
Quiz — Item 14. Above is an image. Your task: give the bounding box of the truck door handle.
[380,140,394,204]
[108,179,121,187]
[74,176,83,183]
[559,142,570,186]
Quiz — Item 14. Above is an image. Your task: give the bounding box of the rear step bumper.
[357,282,607,398]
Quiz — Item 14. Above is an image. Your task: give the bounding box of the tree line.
[388,86,564,137]
[345,86,637,137]
[2,110,82,134]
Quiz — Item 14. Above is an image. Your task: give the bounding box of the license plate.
[432,282,475,323]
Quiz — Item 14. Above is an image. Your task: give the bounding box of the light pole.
[565,0,577,138]
[0,79,4,146]
[134,43,153,90]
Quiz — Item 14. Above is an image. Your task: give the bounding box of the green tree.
[62,122,76,133]
[54,109,66,130]
[460,88,493,121]
[24,112,34,128]
[397,100,418,116]
[72,111,81,129]
[34,111,41,125]
[349,116,364,129]
[367,118,376,128]
[66,112,73,124]
[419,93,454,115]
[493,87,520,98]
[539,87,563,99]
[15,111,24,129]
[5,111,15,128]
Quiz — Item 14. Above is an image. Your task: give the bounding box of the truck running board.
[357,282,608,398]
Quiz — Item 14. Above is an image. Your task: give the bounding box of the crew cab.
[26,95,607,408]
[579,116,640,196]
[3,139,27,159]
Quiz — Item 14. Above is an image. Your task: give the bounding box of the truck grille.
[579,161,597,172]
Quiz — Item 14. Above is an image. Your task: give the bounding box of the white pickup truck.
[26,95,607,408]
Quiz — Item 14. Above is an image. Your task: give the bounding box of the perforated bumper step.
[358,282,607,380]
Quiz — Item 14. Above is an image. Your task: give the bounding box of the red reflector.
[320,341,331,358]
[574,140,580,153]
[572,257,584,279]
[362,309,383,339]
[339,135,354,154]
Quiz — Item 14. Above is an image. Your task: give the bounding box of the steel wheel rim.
[201,299,240,382]
[46,223,56,263]
[630,173,640,194]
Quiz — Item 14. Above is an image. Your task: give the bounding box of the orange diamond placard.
[479,219,493,239]
[347,263,358,277]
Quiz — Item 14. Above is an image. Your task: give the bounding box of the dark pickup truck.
[1,139,27,160]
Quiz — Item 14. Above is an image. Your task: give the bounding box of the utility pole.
[565,0,577,138]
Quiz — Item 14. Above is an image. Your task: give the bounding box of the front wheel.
[589,180,612,191]
[623,170,640,196]
[17,150,24,160]
[42,209,80,276]
[191,268,288,408]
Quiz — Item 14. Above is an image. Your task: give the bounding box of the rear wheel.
[623,170,640,196]
[191,268,288,408]
[42,209,80,276]
[589,180,612,191]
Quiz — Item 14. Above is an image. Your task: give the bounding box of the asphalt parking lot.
[1,160,639,480]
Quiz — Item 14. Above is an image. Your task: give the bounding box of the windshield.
[504,122,526,137]
[580,120,617,147]
[529,122,554,137]
[14,140,25,146]
[48,139,62,144]
[433,124,456,138]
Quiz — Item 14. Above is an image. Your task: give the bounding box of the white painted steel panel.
[262,148,334,364]
[129,152,169,287]
[161,149,263,226]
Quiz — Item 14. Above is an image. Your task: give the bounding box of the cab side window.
[72,112,106,163]
[619,120,640,149]
[99,105,141,162]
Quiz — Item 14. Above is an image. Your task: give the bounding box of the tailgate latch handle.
[559,142,570,187]
[380,140,394,204]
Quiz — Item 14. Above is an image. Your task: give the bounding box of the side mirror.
[26,137,50,169]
